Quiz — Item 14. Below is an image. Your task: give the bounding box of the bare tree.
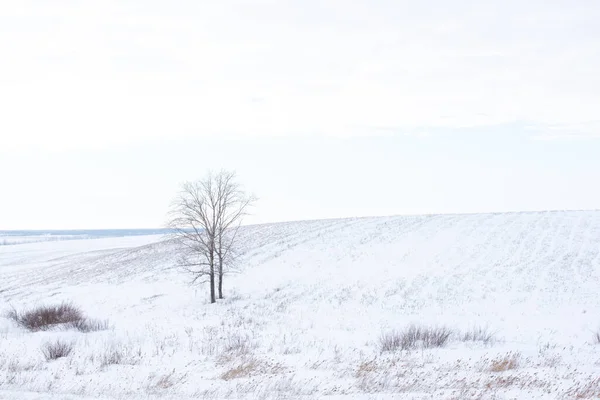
[167,170,255,303]
[213,171,256,299]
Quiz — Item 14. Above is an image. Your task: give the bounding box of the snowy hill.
[1,211,600,399]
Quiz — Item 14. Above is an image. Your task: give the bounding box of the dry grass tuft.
[220,358,260,381]
[224,333,256,355]
[484,375,518,389]
[489,352,520,372]
[8,303,83,332]
[41,340,74,361]
[100,348,124,367]
[220,356,285,381]
[379,325,453,352]
[564,377,600,399]
[6,303,109,333]
[461,326,497,345]
[355,359,379,379]
[67,318,110,333]
[148,369,187,390]
[379,331,404,353]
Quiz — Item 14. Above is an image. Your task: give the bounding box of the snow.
[1,211,600,399]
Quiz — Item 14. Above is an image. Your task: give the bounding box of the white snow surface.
[1,211,600,399]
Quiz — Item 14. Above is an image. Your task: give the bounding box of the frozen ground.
[1,211,600,399]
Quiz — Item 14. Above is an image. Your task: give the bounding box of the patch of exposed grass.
[146,369,187,392]
[489,352,520,372]
[100,348,124,367]
[67,318,110,333]
[220,358,261,381]
[379,325,453,352]
[564,377,600,399]
[6,303,110,333]
[8,303,82,332]
[355,359,378,378]
[460,326,497,345]
[219,357,284,381]
[224,333,256,355]
[41,340,74,361]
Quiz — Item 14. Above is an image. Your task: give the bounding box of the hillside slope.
[1,211,600,399]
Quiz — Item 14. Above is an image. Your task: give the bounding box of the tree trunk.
[209,251,216,304]
[217,232,224,299]
[218,257,224,300]
[210,272,216,303]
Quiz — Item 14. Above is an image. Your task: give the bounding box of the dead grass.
[355,359,378,378]
[221,358,261,381]
[224,333,256,355]
[379,325,453,352]
[354,358,422,393]
[85,343,141,368]
[41,340,74,361]
[220,356,285,381]
[593,330,600,345]
[379,331,403,353]
[353,355,433,393]
[564,377,600,399]
[461,326,497,345]
[488,352,520,372]
[484,375,518,389]
[67,318,110,333]
[146,369,188,391]
[100,348,124,367]
[8,303,83,331]
[6,303,109,333]
[155,373,175,389]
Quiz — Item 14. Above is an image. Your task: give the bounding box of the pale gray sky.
[1,1,599,229]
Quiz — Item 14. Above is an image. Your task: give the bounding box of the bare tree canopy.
[167,170,256,303]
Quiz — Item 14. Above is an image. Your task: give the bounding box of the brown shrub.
[7,303,109,333]
[8,303,83,331]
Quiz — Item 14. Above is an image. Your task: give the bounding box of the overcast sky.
[1,0,599,229]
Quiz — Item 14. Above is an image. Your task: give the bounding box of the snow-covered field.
[0,230,171,246]
[0,235,84,246]
[1,211,600,399]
